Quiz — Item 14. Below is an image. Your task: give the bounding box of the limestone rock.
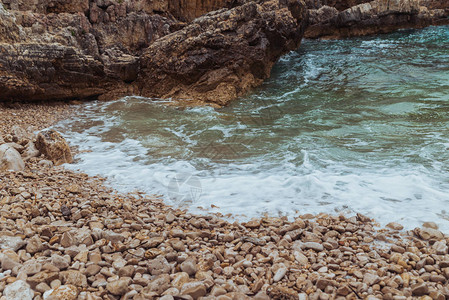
[148,256,171,275]
[415,227,444,240]
[305,0,449,38]
[0,143,25,171]
[1,0,307,106]
[22,142,40,161]
[60,270,87,287]
[137,0,308,106]
[43,285,78,300]
[26,235,44,254]
[35,130,73,166]
[106,278,131,296]
[0,235,26,251]
[411,282,429,296]
[3,280,34,300]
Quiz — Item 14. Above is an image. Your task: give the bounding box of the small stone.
[25,235,43,254]
[181,259,197,276]
[411,282,429,296]
[422,222,438,229]
[0,236,26,251]
[432,240,448,255]
[148,257,171,276]
[386,222,404,230]
[416,227,444,240]
[316,278,332,290]
[273,267,287,282]
[429,274,446,282]
[27,271,59,288]
[35,130,73,165]
[20,261,42,276]
[166,212,175,223]
[3,280,33,300]
[106,278,130,296]
[103,231,125,243]
[172,272,190,290]
[363,273,380,286]
[60,270,87,287]
[181,282,207,299]
[35,282,51,293]
[303,242,324,252]
[143,274,170,295]
[1,254,21,271]
[60,232,75,248]
[118,265,135,278]
[293,251,308,265]
[244,219,261,228]
[337,285,351,296]
[85,265,101,276]
[50,280,62,289]
[50,254,70,270]
[44,285,78,300]
[0,144,25,171]
[74,250,88,263]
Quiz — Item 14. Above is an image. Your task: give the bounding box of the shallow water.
[56,25,449,231]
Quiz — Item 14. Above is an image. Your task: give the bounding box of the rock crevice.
[0,0,308,106]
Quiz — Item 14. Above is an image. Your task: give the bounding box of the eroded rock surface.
[0,0,308,106]
[35,130,73,166]
[135,0,308,106]
[305,0,449,38]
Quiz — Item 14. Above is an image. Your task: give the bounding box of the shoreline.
[1,103,448,299]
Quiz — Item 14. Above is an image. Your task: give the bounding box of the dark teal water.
[57,25,449,230]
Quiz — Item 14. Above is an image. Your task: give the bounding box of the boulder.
[137,0,308,106]
[0,143,25,171]
[35,130,73,166]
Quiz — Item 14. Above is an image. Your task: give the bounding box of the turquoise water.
[57,25,449,230]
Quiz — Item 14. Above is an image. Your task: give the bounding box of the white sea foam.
[55,26,449,232]
[60,118,449,232]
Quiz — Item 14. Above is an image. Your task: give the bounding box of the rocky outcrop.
[1,0,448,105]
[0,0,308,106]
[305,0,449,38]
[135,0,309,106]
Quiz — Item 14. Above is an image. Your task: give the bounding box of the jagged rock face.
[136,0,309,106]
[305,0,449,39]
[0,0,308,106]
[168,0,233,21]
[0,0,175,102]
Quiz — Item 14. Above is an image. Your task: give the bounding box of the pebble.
[273,267,287,282]
[0,117,448,300]
[3,280,33,300]
[106,278,130,295]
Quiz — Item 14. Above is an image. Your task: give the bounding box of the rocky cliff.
[0,0,448,105]
[0,0,308,106]
[305,0,449,38]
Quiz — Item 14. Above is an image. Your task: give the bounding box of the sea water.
[55,25,449,231]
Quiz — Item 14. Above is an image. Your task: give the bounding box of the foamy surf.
[55,25,449,232]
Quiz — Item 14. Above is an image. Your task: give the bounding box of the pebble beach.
[0,103,448,299]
